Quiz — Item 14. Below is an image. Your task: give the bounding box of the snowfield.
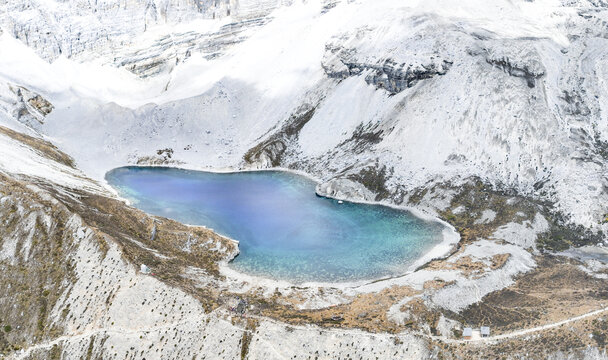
[2,0,608,233]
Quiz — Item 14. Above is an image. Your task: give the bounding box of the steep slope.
[2,0,608,235]
[1,0,608,359]
[1,116,606,359]
[0,111,434,359]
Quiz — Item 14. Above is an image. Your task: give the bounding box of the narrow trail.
[9,317,204,359]
[9,305,608,358]
[432,306,608,344]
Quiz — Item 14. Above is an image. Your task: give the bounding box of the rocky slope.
[0,122,434,359]
[3,0,608,232]
[1,0,608,358]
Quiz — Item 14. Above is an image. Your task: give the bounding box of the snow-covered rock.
[3,1,608,358]
[492,213,550,250]
[0,0,606,233]
[316,178,376,202]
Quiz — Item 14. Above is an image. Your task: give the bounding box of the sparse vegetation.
[1,120,607,360]
[0,125,75,167]
[348,164,392,201]
[339,122,384,154]
[244,106,316,166]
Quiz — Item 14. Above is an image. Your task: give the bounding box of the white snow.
[431,239,536,312]
[5,1,608,358]
[0,0,606,233]
[0,130,106,193]
[474,209,496,224]
[492,213,549,250]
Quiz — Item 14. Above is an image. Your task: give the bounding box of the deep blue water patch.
[106,167,446,283]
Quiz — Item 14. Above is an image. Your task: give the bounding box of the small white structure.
[481,326,490,338]
[462,327,484,340]
[140,264,151,274]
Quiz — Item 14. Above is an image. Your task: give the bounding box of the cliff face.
[0,0,288,62]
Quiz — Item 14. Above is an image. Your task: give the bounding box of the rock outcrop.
[243,106,315,168]
[323,46,452,94]
[482,42,546,88]
[0,0,287,63]
[315,177,377,202]
[0,83,53,129]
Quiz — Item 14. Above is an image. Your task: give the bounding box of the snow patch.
[492,213,549,250]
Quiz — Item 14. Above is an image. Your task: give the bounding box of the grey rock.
[315,178,376,202]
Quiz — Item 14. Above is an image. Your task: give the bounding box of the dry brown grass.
[257,285,419,333]
[458,256,608,334]
[0,125,75,168]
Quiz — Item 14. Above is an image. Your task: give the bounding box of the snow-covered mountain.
[2,0,608,358]
[2,0,608,233]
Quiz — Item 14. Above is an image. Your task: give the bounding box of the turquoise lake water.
[105,167,446,283]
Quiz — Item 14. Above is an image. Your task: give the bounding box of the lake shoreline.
[104,164,461,291]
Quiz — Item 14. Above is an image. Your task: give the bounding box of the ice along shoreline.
[103,164,461,291]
